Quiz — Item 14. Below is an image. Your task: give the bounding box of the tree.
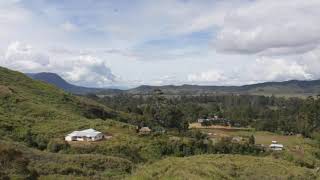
[249,135,255,145]
[179,119,189,132]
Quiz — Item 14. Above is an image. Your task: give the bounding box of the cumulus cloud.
[63,55,117,87]
[3,41,50,72]
[1,41,118,87]
[246,57,313,82]
[188,56,314,86]
[215,0,320,55]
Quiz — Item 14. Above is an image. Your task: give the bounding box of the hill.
[124,80,320,96]
[129,154,318,180]
[0,66,149,179]
[27,71,320,96]
[26,72,103,94]
[26,72,126,94]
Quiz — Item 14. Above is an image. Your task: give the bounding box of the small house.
[139,127,151,135]
[269,141,284,151]
[65,128,104,142]
[197,118,205,123]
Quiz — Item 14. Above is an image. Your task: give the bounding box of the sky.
[1,0,320,88]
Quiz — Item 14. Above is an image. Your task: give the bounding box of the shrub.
[47,139,70,153]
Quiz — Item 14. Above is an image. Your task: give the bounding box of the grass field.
[189,120,320,169]
[197,127,320,168]
[200,128,306,147]
[129,154,319,180]
[190,123,306,147]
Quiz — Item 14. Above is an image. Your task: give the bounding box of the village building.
[65,128,104,142]
[139,127,151,135]
[198,118,205,123]
[269,141,284,151]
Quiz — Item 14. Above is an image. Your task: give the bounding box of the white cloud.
[246,57,313,82]
[1,42,117,87]
[3,41,50,72]
[187,56,315,86]
[215,0,320,55]
[64,55,117,87]
[188,70,226,83]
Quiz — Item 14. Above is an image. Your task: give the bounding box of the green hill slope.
[0,66,135,141]
[0,66,147,179]
[129,154,318,180]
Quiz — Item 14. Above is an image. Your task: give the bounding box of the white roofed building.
[269,141,284,151]
[65,128,104,142]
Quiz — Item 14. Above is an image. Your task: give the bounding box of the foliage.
[129,154,318,180]
[97,93,320,137]
[47,139,70,153]
[0,145,38,180]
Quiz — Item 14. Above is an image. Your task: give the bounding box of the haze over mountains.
[27,72,320,96]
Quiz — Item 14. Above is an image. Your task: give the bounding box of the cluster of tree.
[201,119,235,127]
[92,92,320,137]
[94,90,189,132]
[156,131,264,157]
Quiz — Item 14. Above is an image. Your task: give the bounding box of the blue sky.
[1,0,320,87]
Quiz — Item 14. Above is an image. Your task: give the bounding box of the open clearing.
[200,128,307,147]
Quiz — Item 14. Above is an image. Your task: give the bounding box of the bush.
[47,139,70,153]
[0,145,38,179]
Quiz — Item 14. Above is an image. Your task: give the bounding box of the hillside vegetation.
[129,154,318,180]
[0,66,138,142]
[0,67,151,179]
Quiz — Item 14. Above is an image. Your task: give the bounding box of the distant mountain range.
[125,80,320,96]
[27,72,320,96]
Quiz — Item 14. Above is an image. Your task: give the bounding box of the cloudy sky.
[1,0,320,88]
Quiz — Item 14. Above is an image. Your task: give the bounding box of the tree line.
[90,92,320,137]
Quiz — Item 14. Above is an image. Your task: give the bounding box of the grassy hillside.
[0,66,137,140]
[0,140,133,179]
[0,66,158,179]
[129,154,318,180]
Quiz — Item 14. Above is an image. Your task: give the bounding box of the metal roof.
[67,129,102,137]
[269,143,284,148]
